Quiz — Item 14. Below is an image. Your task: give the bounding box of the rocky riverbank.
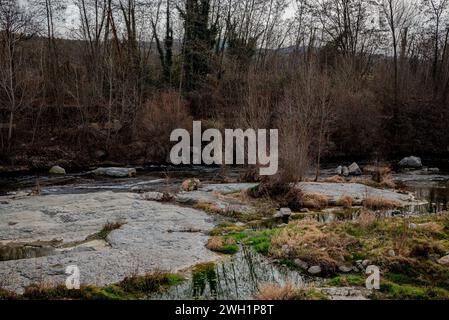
[0,191,218,293]
[1,165,448,299]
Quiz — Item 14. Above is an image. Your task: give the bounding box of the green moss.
[372,281,449,300]
[208,224,245,236]
[243,230,277,255]
[192,263,218,299]
[214,243,239,254]
[297,289,330,300]
[228,232,248,241]
[326,275,365,287]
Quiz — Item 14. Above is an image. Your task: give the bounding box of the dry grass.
[301,193,329,209]
[206,237,237,253]
[181,178,202,191]
[351,164,396,189]
[255,283,298,300]
[255,284,329,300]
[270,220,353,271]
[194,201,223,214]
[337,195,354,208]
[356,210,377,228]
[323,175,346,183]
[363,196,402,210]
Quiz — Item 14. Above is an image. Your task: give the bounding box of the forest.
[1,0,449,180]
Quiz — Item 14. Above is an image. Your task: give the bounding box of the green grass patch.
[326,275,365,287]
[372,280,449,300]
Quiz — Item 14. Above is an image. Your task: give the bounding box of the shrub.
[137,90,192,162]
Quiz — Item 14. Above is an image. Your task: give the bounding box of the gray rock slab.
[298,182,414,204]
[0,191,218,293]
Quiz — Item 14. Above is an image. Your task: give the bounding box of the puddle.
[155,246,319,300]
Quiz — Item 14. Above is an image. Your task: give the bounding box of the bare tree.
[0,0,37,150]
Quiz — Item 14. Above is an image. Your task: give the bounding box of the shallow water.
[0,165,243,195]
[154,246,317,300]
[397,174,449,213]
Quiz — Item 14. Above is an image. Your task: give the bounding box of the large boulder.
[348,162,362,176]
[49,166,66,175]
[92,167,137,178]
[398,156,422,168]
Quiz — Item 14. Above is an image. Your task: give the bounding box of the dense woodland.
[1,0,449,180]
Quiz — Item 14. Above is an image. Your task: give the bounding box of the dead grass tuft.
[270,220,353,272]
[356,210,377,228]
[363,196,402,210]
[337,195,354,208]
[301,193,329,209]
[255,283,298,300]
[194,201,223,214]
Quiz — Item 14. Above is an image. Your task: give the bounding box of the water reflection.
[155,247,317,300]
[404,178,449,213]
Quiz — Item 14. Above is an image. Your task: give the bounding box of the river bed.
[1,163,449,296]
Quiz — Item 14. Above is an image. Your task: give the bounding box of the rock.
[438,255,449,266]
[398,156,422,168]
[300,208,309,213]
[279,208,292,218]
[362,260,371,267]
[92,167,137,178]
[49,166,66,175]
[336,166,343,175]
[141,192,165,201]
[298,182,412,204]
[308,265,322,275]
[339,265,352,273]
[0,191,218,293]
[428,167,440,174]
[388,249,396,257]
[348,163,362,176]
[294,259,308,270]
[342,166,350,177]
[181,178,202,191]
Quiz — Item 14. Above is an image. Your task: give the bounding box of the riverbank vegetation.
[1,0,449,178]
[0,272,184,300]
[208,210,449,299]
